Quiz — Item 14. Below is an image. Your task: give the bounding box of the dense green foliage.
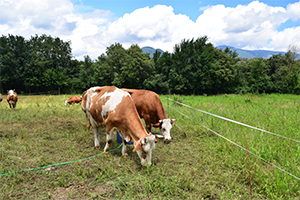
[1,34,299,94]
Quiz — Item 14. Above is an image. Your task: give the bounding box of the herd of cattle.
[2,86,176,166]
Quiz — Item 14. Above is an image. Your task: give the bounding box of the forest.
[0,34,299,95]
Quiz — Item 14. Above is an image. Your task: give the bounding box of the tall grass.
[0,93,299,199]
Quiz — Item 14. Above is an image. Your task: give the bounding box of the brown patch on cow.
[133,141,142,152]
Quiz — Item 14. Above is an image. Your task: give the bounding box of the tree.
[0,35,28,92]
[97,43,154,89]
[144,51,172,94]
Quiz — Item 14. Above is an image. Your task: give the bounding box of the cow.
[7,89,18,109]
[0,93,2,102]
[65,96,82,105]
[122,89,176,142]
[81,86,158,166]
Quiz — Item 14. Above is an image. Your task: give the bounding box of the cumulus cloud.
[287,1,300,21]
[0,0,300,59]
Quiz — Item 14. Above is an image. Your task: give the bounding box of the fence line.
[166,98,300,143]
[171,107,300,181]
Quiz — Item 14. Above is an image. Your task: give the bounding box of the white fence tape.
[171,107,300,181]
[167,98,300,143]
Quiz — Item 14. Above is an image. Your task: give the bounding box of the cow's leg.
[104,129,113,153]
[13,103,16,109]
[92,126,100,148]
[122,138,128,157]
[144,115,152,133]
[85,113,91,129]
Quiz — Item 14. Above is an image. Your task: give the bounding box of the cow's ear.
[133,141,142,152]
[171,119,177,124]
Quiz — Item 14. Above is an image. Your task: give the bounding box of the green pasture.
[0,93,300,199]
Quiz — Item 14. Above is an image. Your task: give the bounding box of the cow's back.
[126,89,167,125]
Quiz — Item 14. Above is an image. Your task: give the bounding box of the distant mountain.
[142,46,164,58]
[217,45,285,59]
[142,45,287,59]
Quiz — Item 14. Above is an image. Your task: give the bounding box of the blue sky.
[1,0,300,60]
[75,0,300,22]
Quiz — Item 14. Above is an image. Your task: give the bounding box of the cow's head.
[7,89,15,98]
[133,135,158,166]
[157,119,177,142]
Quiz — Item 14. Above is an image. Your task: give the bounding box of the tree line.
[0,34,299,95]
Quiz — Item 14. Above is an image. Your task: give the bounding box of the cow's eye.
[162,128,166,132]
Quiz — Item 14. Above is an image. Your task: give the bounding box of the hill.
[142,45,287,59]
[216,45,285,59]
[142,46,164,58]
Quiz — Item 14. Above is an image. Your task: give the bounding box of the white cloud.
[195,1,289,50]
[287,1,300,21]
[0,0,300,59]
[271,26,300,51]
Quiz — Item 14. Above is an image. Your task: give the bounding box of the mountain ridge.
[216,45,286,59]
[142,46,286,59]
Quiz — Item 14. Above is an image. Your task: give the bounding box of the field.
[1,93,300,199]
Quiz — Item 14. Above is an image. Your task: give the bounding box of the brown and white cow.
[81,86,158,166]
[122,89,176,142]
[7,89,18,109]
[65,96,82,105]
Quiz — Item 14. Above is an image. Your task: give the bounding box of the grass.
[1,93,300,199]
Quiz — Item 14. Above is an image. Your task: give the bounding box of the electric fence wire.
[167,98,300,143]
[171,106,300,181]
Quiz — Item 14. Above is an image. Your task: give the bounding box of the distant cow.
[122,89,176,142]
[65,96,82,105]
[0,93,2,102]
[81,86,158,166]
[7,89,18,109]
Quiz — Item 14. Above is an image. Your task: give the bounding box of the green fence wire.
[1,143,123,177]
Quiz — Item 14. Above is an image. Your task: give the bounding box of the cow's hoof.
[94,145,100,149]
[122,153,128,157]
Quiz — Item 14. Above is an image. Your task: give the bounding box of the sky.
[1,0,300,60]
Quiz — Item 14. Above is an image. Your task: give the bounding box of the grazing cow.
[122,89,176,142]
[7,89,18,109]
[0,93,2,102]
[81,86,158,166]
[65,96,82,105]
